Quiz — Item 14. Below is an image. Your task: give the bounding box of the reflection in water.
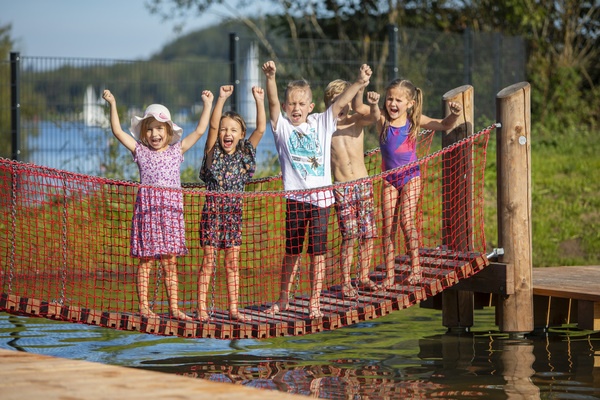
[501,340,539,399]
[1,311,599,399]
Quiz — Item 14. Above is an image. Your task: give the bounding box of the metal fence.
[1,26,525,178]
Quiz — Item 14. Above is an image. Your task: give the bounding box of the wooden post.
[440,85,475,330]
[496,82,533,335]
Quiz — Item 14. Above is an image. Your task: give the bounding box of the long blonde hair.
[380,79,423,144]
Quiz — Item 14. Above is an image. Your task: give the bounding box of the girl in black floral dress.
[197,85,266,322]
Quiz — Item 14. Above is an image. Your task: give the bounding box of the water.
[25,121,278,177]
[2,308,599,399]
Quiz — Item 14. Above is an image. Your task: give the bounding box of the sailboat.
[83,85,110,128]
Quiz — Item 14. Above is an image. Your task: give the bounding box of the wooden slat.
[532,266,600,302]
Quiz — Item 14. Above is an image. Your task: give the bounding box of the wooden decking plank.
[247,305,306,336]
[287,298,339,331]
[209,310,260,339]
[319,291,363,324]
[532,266,600,302]
[240,307,287,337]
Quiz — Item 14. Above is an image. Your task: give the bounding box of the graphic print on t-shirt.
[288,126,324,180]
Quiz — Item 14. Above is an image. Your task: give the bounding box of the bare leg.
[137,259,158,318]
[225,246,249,322]
[381,182,400,289]
[400,177,422,284]
[266,253,300,315]
[356,237,380,290]
[196,246,216,321]
[162,255,192,321]
[309,253,325,319]
[339,237,358,298]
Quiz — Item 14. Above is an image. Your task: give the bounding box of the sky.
[2,0,257,60]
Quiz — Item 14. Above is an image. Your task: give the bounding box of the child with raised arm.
[262,60,372,319]
[375,79,462,288]
[196,85,266,322]
[102,88,214,321]
[327,80,381,298]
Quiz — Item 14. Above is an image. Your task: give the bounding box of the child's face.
[143,119,170,151]
[283,89,314,126]
[219,116,243,154]
[385,87,414,121]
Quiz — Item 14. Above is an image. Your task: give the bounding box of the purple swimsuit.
[380,121,420,190]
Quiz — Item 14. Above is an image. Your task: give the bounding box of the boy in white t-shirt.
[262,60,372,319]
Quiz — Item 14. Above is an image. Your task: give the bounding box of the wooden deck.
[0,348,308,400]
[532,265,600,330]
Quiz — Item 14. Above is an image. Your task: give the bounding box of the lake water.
[2,308,599,399]
[25,121,279,177]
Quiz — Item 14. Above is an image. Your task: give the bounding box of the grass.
[483,123,600,267]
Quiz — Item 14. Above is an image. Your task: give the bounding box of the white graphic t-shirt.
[272,107,337,207]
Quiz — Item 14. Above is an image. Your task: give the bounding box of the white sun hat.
[130,104,183,144]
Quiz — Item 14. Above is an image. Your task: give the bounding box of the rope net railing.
[0,125,495,339]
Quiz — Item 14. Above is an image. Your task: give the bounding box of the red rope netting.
[0,125,495,339]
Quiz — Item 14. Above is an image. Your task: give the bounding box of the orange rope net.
[0,125,495,339]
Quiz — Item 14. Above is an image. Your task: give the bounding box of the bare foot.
[195,309,209,322]
[171,310,193,321]
[230,311,250,323]
[309,306,323,319]
[380,276,395,290]
[356,280,382,292]
[342,283,358,299]
[139,307,158,319]
[406,267,422,285]
[309,298,322,319]
[265,301,289,316]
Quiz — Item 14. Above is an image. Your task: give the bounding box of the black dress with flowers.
[199,140,256,248]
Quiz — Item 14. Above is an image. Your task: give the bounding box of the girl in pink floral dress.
[196,85,266,322]
[103,89,213,320]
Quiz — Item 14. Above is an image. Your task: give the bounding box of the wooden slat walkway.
[0,248,489,339]
[532,265,600,330]
[0,348,308,400]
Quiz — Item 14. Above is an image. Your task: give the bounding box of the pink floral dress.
[130,142,188,258]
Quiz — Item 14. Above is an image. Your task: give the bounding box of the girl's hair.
[285,79,312,102]
[138,117,174,147]
[220,111,247,151]
[380,79,423,144]
[324,79,349,108]
[221,111,247,136]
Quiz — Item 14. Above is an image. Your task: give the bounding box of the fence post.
[495,82,533,336]
[463,28,473,85]
[387,24,398,80]
[229,33,239,112]
[440,84,475,331]
[10,52,21,161]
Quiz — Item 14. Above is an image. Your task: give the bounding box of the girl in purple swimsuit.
[376,79,462,287]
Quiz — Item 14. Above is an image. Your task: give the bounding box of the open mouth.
[222,136,234,149]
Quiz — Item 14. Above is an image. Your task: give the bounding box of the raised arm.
[203,85,232,156]
[420,101,463,132]
[181,89,214,154]
[262,60,281,129]
[330,64,372,118]
[102,90,137,153]
[248,86,266,149]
